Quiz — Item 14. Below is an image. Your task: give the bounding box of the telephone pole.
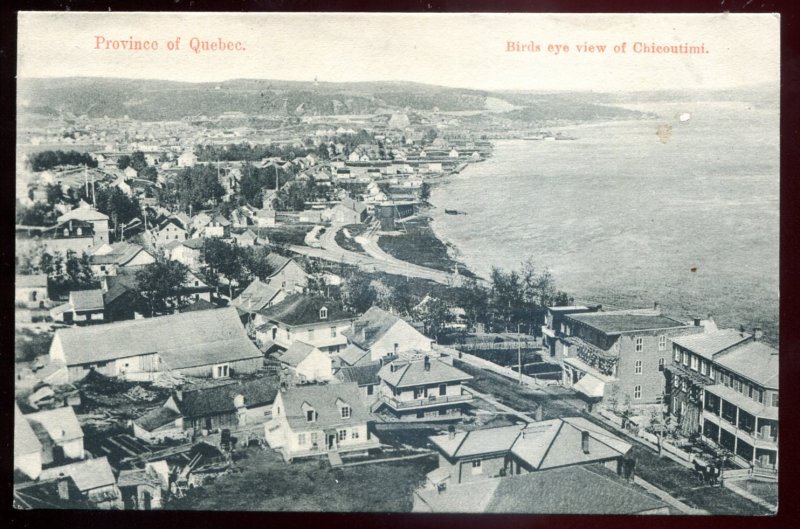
[518,322,523,385]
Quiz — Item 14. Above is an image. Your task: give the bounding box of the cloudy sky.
[18,12,779,92]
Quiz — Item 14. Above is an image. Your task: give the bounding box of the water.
[430,101,779,341]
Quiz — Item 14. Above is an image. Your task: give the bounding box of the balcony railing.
[380,392,473,411]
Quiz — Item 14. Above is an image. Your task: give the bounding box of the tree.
[130,151,147,173]
[420,182,431,201]
[414,296,453,343]
[135,259,190,314]
[174,165,225,212]
[139,165,158,182]
[117,155,132,170]
[16,201,58,226]
[343,273,377,313]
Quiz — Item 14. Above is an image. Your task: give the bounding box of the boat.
[445,209,467,215]
[679,112,691,122]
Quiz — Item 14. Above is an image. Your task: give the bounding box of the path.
[633,476,710,515]
[723,480,778,513]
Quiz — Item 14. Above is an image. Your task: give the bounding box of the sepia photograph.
[13,11,779,515]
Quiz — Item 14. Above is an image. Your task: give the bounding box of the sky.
[17,12,780,92]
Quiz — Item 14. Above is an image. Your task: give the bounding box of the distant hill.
[17,77,654,123]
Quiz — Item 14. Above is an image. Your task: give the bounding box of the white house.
[278,341,334,383]
[264,383,380,461]
[342,306,434,362]
[23,405,86,464]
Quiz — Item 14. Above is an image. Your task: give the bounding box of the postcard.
[14,11,779,515]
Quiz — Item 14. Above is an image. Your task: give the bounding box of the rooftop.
[69,289,105,311]
[566,311,688,335]
[715,340,779,389]
[16,274,48,289]
[378,358,472,389]
[278,341,320,367]
[336,363,382,386]
[672,328,753,360]
[280,383,370,431]
[341,306,409,350]
[232,279,282,313]
[39,457,117,492]
[257,294,356,327]
[25,405,84,444]
[173,378,279,418]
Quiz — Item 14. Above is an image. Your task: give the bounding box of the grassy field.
[166,446,437,512]
[738,479,778,506]
[334,224,367,253]
[377,216,476,278]
[453,360,772,515]
[256,224,315,246]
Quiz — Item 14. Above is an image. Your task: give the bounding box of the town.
[14,79,778,514]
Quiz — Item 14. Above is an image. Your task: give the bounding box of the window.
[658,335,667,351]
[76,228,82,236]
[366,384,374,396]
[690,356,699,371]
[338,429,347,441]
[658,357,665,371]
[306,410,315,422]
[471,460,483,474]
[635,337,643,353]
[674,346,681,362]
[298,434,306,446]
[700,361,708,376]
[756,388,763,403]
[319,307,328,320]
[194,281,199,286]
[330,326,337,338]
[311,432,318,446]
[214,364,229,378]
[341,406,351,419]
[634,360,643,374]
[634,385,642,400]
[681,379,688,392]
[439,384,447,396]
[682,352,689,366]
[771,393,779,407]
[351,430,359,440]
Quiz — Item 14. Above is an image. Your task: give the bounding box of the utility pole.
[518,322,523,385]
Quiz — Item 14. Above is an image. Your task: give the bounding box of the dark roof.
[134,406,181,432]
[174,378,279,418]
[336,363,382,386]
[103,281,137,306]
[280,383,370,430]
[566,311,688,335]
[53,307,262,368]
[264,253,293,273]
[257,294,356,326]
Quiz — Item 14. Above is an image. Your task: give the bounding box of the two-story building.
[374,356,473,420]
[540,305,599,359]
[264,254,308,293]
[264,383,380,462]
[558,306,703,406]
[57,202,110,246]
[277,341,334,383]
[90,242,156,277]
[342,306,434,363]
[255,294,357,354]
[666,327,779,471]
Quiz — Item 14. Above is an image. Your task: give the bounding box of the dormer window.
[306,409,315,422]
[341,405,351,419]
[319,307,328,320]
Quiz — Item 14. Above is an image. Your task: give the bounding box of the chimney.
[693,318,702,327]
[740,324,746,336]
[394,343,399,356]
[448,424,455,440]
[534,405,543,422]
[424,355,431,372]
[653,302,661,313]
[581,431,590,454]
[175,390,183,402]
[56,476,70,501]
[753,327,763,341]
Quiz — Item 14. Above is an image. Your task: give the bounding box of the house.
[232,279,286,319]
[15,274,48,309]
[375,356,473,420]
[232,229,261,247]
[277,341,334,383]
[17,220,97,256]
[118,461,168,510]
[133,378,279,442]
[90,241,156,277]
[426,417,632,490]
[167,237,205,270]
[50,289,106,324]
[342,306,434,363]
[335,363,382,406]
[123,166,138,179]
[264,254,308,293]
[330,197,368,225]
[200,215,231,238]
[56,202,110,246]
[264,383,380,461]
[665,327,779,471]
[540,305,598,359]
[14,404,43,480]
[255,294,357,354]
[558,305,703,405]
[150,216,189,247]
[23,405,85,465]
[49,307,264,382]
[336,343,373,367]
[39,457,122,509]
[103,266,213,306]
[412,465,668,514]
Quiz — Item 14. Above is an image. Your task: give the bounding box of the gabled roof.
[336,363,382,386]
[57,205,109,223]
[378,358,472,389]
[53,306,262,368]
[133,406,181,432]
[566,310,688,335]
[16,274,48,289]
[25,406,84,444]
[212,215,231,227]
[715,341,779,388]
[15,404,42,457]
[264,253,304,275]
[173,378,279,418]
[279,341,321,367]
[280,383,370,430]
[336,344,372,367]
[257,294,355,326]
[181,237,205,250]
[39,457,117,492]
[90,242,152,266]
[342,306,407,350]
[232,279,282,313]
[69,289,104,311]
[158,216,187,231]
[671,329,753,360]
[430,424,523,459]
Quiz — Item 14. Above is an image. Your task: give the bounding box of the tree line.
[28,150,98,172]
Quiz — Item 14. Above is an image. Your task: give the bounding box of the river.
[429,101,779,341]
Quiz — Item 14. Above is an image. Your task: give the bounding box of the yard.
[453,360,773,515]
[736,479,779,506]
[165,445,437,512]
[255,224,315,246]
[334,224,367,253]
